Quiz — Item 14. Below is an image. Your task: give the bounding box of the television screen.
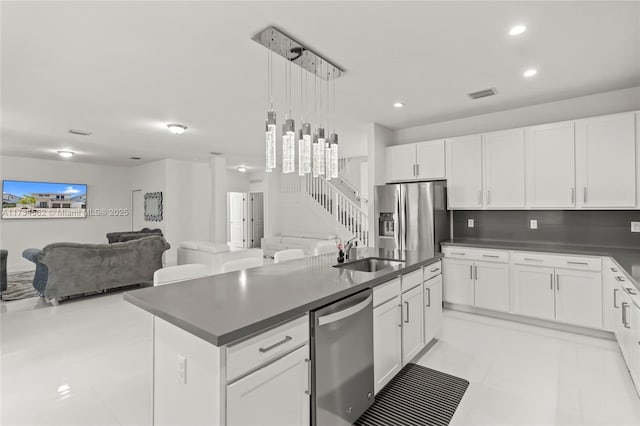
[2,180,87,219]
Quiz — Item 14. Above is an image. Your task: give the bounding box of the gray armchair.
[22,248,48,295]
[1,249,7,295]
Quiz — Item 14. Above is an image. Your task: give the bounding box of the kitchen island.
[124,248,443,426]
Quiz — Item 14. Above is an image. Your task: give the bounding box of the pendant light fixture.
[330,69,339,179]
[299,68,311,175]
[282,48,296,174]
[265,45,276,172]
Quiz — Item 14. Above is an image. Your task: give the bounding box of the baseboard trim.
[444,302,615,341]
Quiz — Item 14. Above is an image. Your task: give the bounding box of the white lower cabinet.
[474,261,510,312]
[401,284,425,365]
[424,275,443,344]
[373,295,402,394]
[442,258,474,305]
[555,268,603,329]
[512,265,556,320]
[226,345,310,426]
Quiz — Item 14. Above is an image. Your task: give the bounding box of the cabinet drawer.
[401,268,423,293]
[227,315,309,381]
[374,278,401,307]
[511,251,601,271]
[423,261,442,282]
[443,246,508,263]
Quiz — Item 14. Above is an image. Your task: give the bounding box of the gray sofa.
[0,249,7,296]
[23,236,169,304]
[106,228,163,244]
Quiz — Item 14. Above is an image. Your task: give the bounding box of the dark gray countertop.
[124,248,440,346]
[442,239,640,291]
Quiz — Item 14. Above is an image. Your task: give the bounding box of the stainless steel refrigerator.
[374,181,449,255]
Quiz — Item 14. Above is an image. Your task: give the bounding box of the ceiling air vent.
[68,129,92,136]
[468,88,497,100]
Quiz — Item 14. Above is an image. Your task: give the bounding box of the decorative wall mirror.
[144,192,163,222]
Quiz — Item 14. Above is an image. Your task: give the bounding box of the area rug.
[355,363,469,426]
[2,271,40,301]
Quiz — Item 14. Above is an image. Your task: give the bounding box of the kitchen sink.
[334,257,405,273]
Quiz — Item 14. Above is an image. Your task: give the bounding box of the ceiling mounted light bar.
[252,26,344,80]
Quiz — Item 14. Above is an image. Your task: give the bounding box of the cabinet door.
[576,112,636,208]
[386,144,417,182]
[442,258,474,305]
[474,261,510,312]
[483,129,526,208]
[554,269,603,329]
[630,302,640,391]
[445,135,483,208]
[401,284,425,365]
[416,139,445,180]
[525,121,576,208]
[512,265,556,320]
[602,265,620,332]
[424,275,443,344]
[226,346,310,426]
[373,296,402,394]
[617,290,633,365]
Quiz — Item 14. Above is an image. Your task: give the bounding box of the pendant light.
[330,70,339,179]
[313,61,326,176]
[265,47,276,172]
[324,64,332,180]
[282,45,296,174]
[299,65,311,175]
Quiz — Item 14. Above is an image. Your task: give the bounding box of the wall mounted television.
[2,180,88,219]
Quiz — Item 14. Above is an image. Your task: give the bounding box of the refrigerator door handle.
[395,188,402,250]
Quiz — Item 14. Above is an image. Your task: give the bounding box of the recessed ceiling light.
[167,123,187,134]
[523,69,537,77]
[57,150,74,158]
[237,166,248,173]
[509,25,527,36]
[393,102,404,108]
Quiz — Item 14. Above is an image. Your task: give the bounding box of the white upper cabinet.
[386,144,417,182]
[386,140,445,182]
[483,129,526,209]
[576,112,636,208]
[416,140,446,180]
[525,121,576,208]
[446,135,483,209]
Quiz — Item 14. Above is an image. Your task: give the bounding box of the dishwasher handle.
[317,295,373,326]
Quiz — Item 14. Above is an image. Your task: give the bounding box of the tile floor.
[2,293,639,425]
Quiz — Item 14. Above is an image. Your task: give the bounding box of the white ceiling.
[2,1,639,169]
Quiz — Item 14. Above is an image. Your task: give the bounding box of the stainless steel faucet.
[344,238,357,259]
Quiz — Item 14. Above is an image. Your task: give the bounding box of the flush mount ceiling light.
[167,123,187,134]
[57,150,74,158]
[393,102,404,108]
[130,156,141,160]
[509,25,527,36]
[68,129,92,136]
[237,166,248,173]
[523,68,538,77]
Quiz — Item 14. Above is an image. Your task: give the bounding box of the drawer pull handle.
[611,267,618,273]
[259,336,293,353]
[626,288,637,295]
[615,276,626,282]
[622,302,630,329]
[567,261,589,266]
[482,255,499,258]
[550,274,553,291]
[305,358,312,395]
[451,252,466,256]
[430,267,440,273]
[524,258,543,262]
[613,288,619,308]
[426,288,431,307]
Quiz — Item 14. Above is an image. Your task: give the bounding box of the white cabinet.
[525,121,576,208]
[442,258,474,305]
[386,140,445,182]
[227,345,310,426]
[446,135,483,208]
[511,265,556,321]
[386,144,418,182]
[424,275,443,344]
[576,112,637,208]
[554,268,603,329]
[401,283,425,365]
[602,262,620,332]
[373,295,402,394]
[483,129,526,208]
[416,140,446,180]
[629,302,640,390]
[474,261,510,312]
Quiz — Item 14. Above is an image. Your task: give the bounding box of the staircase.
[280,173,369,247]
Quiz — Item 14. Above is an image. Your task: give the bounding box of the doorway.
[227,192,264,249]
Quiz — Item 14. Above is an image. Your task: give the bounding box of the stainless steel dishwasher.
[310,288,374,426]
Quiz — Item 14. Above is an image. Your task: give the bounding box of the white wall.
[226,170,249,193]
[1,156,132,271]
[367,123,393,245]
[393,86,640,144]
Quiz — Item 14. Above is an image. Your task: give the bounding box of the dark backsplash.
[452,210,640,249]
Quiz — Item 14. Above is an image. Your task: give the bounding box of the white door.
[249,193,264,248]
[554,268,603,329]
[416,140,445,180]
[525,121,576,208]
[386,144,417,182]
[131,189,144,231]
[424,275,443,344]
[576,112,636,208]
[401,284,425,365]
[373,296,402,394]
[226,346,310,426]
[442,258,474,305]
[228,192,246,248]
[445,135,483,208]
[483,129,526,208]
[474,261,510,312]
[512,265,556,321]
